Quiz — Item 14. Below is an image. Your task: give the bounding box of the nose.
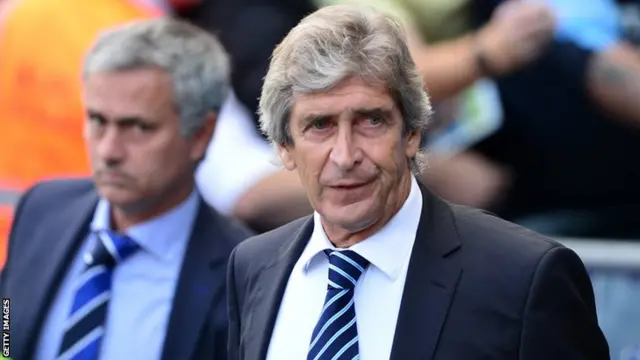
[329,125,362,171]
[93,126,125,165]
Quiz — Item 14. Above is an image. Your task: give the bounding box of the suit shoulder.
[17,177,94,213]
[450,204,563,264]
[21,177,94,206]
[233,216,310,265]
[445,204,585,307]
[6,178,95,277]
[202,204,255,245]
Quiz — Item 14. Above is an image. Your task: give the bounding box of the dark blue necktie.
[307,250,370,360]
[56,230,138,360]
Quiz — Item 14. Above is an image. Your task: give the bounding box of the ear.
[404,129,422,159]
[190,111,216,162]
[277,143,297,170]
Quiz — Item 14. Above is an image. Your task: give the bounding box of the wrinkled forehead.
[290,77,397,122]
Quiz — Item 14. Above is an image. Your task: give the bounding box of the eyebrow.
[299,106,395,128]
[353,107,394,119]
[87,109,154,125]
[299,114,332,130]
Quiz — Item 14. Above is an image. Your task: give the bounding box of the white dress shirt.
[266,176,423,360]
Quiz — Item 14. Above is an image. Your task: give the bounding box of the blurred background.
[1,0,640,357]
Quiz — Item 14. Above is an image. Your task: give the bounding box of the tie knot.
[324,250,370,290]
[84,230,139,269]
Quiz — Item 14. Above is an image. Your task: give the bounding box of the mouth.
[329,179,373,190]
[97,171,130,184]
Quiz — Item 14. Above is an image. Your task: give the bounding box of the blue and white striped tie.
[307,250,370,360]
[56,230,138,360]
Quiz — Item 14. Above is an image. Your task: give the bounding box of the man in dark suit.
[0,17,252,360]
[227,4,610,359]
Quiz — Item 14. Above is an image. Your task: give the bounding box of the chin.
[98,187,140,206]
[321,198,380,232]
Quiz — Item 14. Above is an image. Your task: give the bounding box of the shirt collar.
[301,175,423,280]
[90,189,200,262]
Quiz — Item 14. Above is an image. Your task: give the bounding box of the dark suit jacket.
[0,178,253,360]
[227,183,610,359]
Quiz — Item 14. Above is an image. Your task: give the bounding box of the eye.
[310,118,332,131]
[87,114,106,126]
[364,116,383,126]
[118,119,155,134]
[134,123,153,132]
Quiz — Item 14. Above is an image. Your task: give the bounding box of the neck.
[323,172,413,248]
[110,180,194,232]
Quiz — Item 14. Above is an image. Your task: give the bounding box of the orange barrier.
[0,207,12,265]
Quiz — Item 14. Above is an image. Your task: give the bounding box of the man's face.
[281,76,420,233]
[83,68,213,213]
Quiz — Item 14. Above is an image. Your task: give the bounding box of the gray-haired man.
[0,17,252,360]
[227,5,609,360]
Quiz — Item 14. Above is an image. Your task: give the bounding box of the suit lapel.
[19,189,97,359]
[161,199,232,360]
[389,185,463,360]
[245,217,314,360]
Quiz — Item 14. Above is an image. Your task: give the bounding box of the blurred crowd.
[2,0,640,358]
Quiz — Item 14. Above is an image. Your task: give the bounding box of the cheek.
[129,153,167,183]
[392,135,410,167]
[364,138,405,172]
[132,138,189,177]
[86,143,98,161]
[299,158,324,192]
[295,145,329,183]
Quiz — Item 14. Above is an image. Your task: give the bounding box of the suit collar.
[245,216,314,360]
[89,190,199,262]
[389,182,463,360]
[161,198,233,360]
[302,175,423,281]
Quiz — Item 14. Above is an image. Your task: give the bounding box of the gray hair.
[258,4,433,173]
[83,17,231,137]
